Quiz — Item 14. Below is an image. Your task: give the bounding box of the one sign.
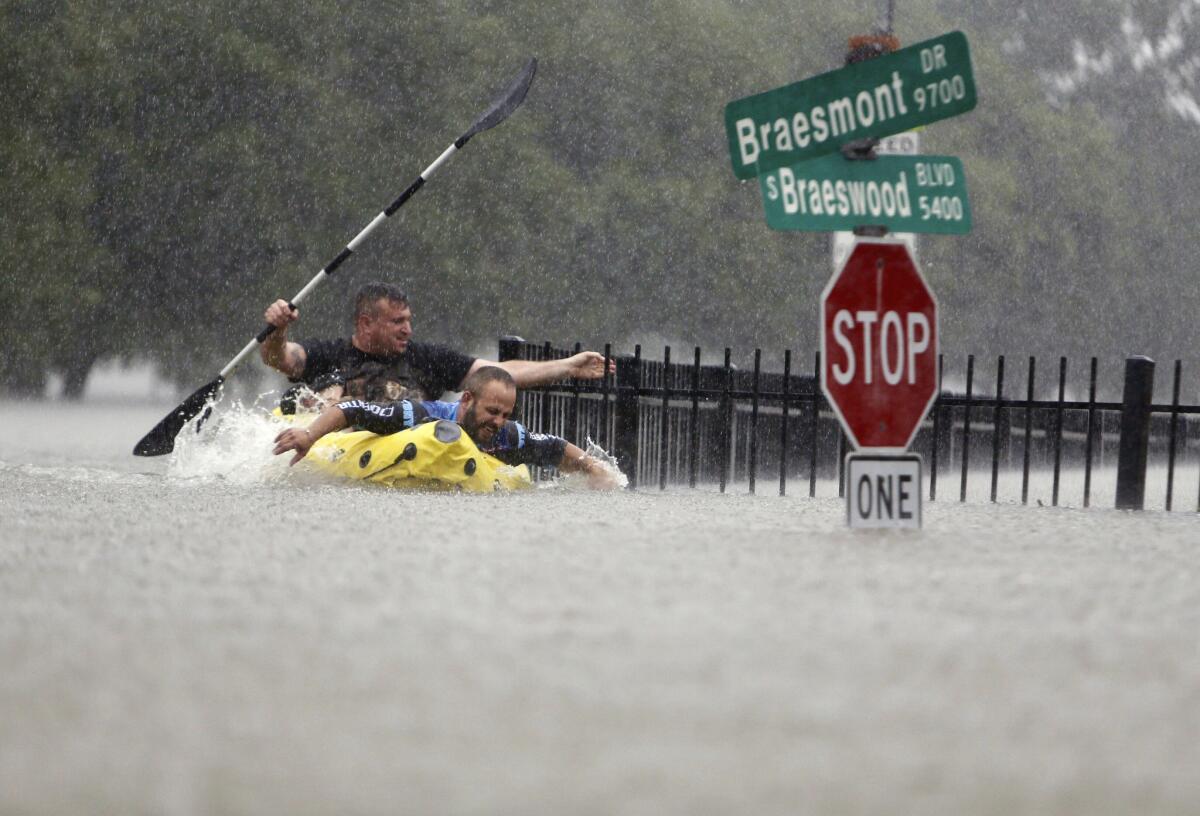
[759,154,971,234]
[846,453,923,529]
[725,31,976,179]
[833,130,920,269]
[820,239,939,451]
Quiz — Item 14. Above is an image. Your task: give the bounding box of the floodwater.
[1,398,1198,815]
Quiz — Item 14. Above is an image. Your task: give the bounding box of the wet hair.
[461,365,515,396]
[353,282,409,321]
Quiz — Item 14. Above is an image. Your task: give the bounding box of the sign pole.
[821,238,938,528]
[721,26,977,528]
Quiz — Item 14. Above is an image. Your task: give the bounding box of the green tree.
[4,0,1196,399]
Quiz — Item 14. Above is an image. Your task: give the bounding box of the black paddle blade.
[132,376,225,457]
[464,57,537,140]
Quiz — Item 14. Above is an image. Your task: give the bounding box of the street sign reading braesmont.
[759,154,971,234]
[724,31,976,180]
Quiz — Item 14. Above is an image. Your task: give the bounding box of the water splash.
[549,437,629,490]
[166,399,302,485]
[166,400,629,492]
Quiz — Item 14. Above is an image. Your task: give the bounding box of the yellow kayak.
[300,418,532,492]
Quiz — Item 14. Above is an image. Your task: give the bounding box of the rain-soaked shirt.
[336,398,568,469]
[297,338,475,401]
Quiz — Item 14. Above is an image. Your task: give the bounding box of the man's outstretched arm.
[466,351,615,389]
[272,404,349,465]
[557,441,621,490]
[272,399,432,465]
[497,424,620,490]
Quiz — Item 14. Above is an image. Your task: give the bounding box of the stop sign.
[820,239,939,451]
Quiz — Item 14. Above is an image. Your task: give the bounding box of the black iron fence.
[499,339,1200,511]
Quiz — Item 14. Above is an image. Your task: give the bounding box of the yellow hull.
[303,419,532,492]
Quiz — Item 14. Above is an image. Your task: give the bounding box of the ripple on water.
[0,461,158,487]
[4,401,1200,815]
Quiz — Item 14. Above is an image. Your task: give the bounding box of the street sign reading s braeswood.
[759,154,970,234]
[821,239,939,451]
[725,31,976,180]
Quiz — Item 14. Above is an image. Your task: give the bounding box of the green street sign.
[725,31,977,180]
[759,154,971,234]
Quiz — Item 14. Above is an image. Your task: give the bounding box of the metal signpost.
[759,154,970,234]
[724,30,976,179]
[724,27,975,528]
[833,130,920,270]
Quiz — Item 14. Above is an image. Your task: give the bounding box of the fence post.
[498,335,525,362]
[614,353,641,488]
[719,348,733,493]
[497,336,527,425]
[1115,355,1155,510]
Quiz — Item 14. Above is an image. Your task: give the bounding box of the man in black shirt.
[261,282,612,406]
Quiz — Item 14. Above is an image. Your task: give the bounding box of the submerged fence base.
[499,339,1200,511]
[1115,356,1155,510]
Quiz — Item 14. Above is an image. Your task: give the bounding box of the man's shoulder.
[405,342,477,394]
[501,421,558,447]
[406,340,474,362]
[421,399,460,420]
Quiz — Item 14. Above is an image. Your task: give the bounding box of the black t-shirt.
[297,337,475,401]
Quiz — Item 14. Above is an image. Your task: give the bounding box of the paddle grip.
[255,301,297,343]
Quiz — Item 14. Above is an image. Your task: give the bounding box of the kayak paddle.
[133,57,537,456]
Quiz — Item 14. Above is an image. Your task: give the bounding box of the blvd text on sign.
[724,31,976,179]
[820,239,939,451]
[759,154,971,234]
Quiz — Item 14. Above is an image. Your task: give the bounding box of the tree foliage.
[1,0,1195,396]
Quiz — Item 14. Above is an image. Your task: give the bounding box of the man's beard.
[461,405,495,446]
